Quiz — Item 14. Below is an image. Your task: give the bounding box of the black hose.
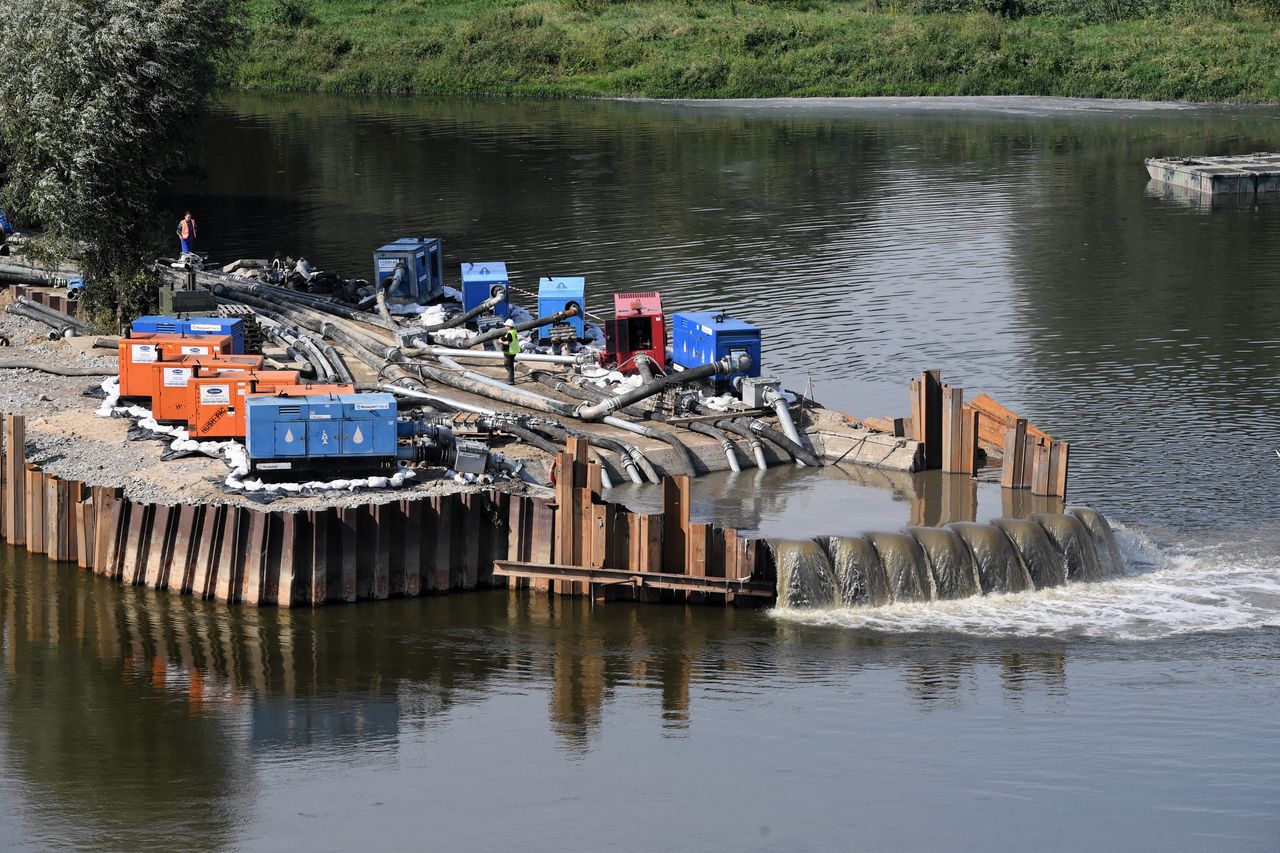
[717,418,770,470]
[485,419,562,457]
[743,417,823,467]
[17,296,87,332]
[322,343,355,384]
[454,305,580,349]
[0,360,116,376]
[0,264,58,287]
[573,355,746,421]
[685,420,744,472]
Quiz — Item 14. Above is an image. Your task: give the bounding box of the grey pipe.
[761,386,812,456]
[5,303,78,339]
[17,296,88,333]
[685,421,742,473]
[599,415,695,477]
[0,263,59,287]
[380,384,496,416]
[0,359,116,376]
[523,418,643,486]
[717,419,769,470]
[453,305,580,349]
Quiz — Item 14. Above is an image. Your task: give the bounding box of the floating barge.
[1144,153,1280,195]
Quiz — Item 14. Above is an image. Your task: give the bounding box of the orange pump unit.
[118,333,234,397]
[187,370,308,439]
[148,356,266,423]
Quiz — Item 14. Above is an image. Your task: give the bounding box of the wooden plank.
[337,507,359,601]
[1030,438,1053,496]
[958,405,979,476]
[2,412,22,540]
[941,385,964,473]
[687,522,710,577]
[371,503,392,599]
[167,504,201,594]
[430,495,453,593]
[1000,419,1028,490]
[401,499,422,596]
[661,475,690,574]
[971,393,1051,452]
[1050,440,1070,499]
[242,509,269,605]
[920,370,943,469]
[908,378,922,445]
[25,465,46,554]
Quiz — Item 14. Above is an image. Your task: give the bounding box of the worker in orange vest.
[177,212,197,255]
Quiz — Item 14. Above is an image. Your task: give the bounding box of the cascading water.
[1069,507,1126,578]
[768,508,1127,611]
[864,532,935,602]
[1033,513,1105,582]
[905,526,980,600]
[947,522,1035,594]
[816,536,892,607]
[771,539,837,608]
[993,517,1066,589]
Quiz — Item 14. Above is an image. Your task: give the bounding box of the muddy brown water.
[1,96,1277,851]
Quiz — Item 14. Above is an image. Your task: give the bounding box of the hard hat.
[503,319,515,327]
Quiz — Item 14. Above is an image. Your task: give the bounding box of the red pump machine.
[604,291,666,374]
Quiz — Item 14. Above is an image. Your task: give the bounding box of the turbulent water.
[771,508,1121,611]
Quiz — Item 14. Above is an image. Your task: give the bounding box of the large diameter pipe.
[761,386,813,457]
[686,421,742,473]
[454,305,580,349]
[574,354,750,421]
[0,264,59,287]
[718,419,769,470]
[376,264,405,329]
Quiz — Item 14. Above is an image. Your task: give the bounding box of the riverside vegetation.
[236,0,1280,102]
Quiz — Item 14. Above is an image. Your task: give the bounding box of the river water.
[2,95,1279,850]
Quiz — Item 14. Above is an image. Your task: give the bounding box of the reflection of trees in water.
[0,552,246,853]
[3,545,1077,786]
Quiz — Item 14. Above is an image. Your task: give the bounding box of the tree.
[0,0,238,326]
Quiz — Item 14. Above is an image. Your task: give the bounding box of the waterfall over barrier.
[816,536,891,607]
[993,518,1066,589]
[769,508,1126,609]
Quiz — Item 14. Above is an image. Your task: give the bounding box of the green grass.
[231,0,1280,101]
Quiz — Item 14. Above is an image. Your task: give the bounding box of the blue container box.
[246,397,309,460]
[130,315,245,353]
[184,317,245,353]
[130,315,183,336]
[247,393,399,462]
[671,311,762,381]
[373,237,443,302]
[537,277,586,340]
[460,262,510,319]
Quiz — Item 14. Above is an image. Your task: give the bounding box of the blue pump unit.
[537,277,586,340]
[373,237,444,301]
[672,311,762,382]
[131,315,245,353]
[246,392,399,472]
[460,261,510,319]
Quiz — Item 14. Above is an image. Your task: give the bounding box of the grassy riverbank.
[235,0,1280,101]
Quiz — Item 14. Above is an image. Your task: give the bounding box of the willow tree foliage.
[0,0,238,324]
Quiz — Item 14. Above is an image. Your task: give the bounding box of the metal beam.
[492,560,773,598]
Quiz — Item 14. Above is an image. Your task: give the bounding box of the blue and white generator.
[131,315,245,353]
[245,392,400,476]
[373,237,444,301]
[672,311,762,382]
[460,261,510,319]
[537,276,586,340]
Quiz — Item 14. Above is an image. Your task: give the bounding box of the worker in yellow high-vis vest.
[501,318,520,385]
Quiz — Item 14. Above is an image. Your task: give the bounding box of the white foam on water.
[771,527,1280,641]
